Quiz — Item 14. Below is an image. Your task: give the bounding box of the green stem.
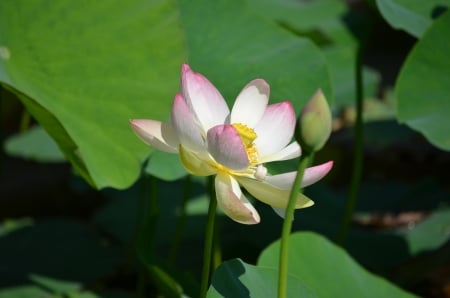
[135,176,159,298]
[278,153,311,298]
[168,175,191,265]
[0,85,3,172]
[19,109,31,132]
[212,210,222,271]
[337,41,365,246]
[199,176,217,298]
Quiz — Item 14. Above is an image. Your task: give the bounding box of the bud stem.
[278,152,311,298]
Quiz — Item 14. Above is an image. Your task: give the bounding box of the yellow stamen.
[233,123,256,145]
[232,123,258,165]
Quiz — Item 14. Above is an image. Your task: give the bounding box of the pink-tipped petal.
[265,161,333,190]
[254,101,296,157]
[302,161,333,187]
[179,145,216,176]
[264,172,297,189]
[207,125,249,170]
[130,120,179,153]
[171,93,205,153]
[215,173,260,224]
[230,79,269,127]
[259,142,301,163]
[237,177,314,209]
[181,64,230,131]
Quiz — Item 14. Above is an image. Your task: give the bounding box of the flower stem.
[212,211,222,271]
[337,38,365,246]
[278,153,311,298]
[19,109,31,133]
[168,175,191,265]
[200,176,217,298]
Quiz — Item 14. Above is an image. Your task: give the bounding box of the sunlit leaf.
[258,232,417,297]
[207,259,315,298]
[0,0,186,189]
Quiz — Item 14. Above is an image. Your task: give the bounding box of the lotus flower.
[130,64,332,224]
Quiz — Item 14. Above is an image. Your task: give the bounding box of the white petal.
[230,79,269,127]
[259,142,301,163]
[171,93,205,153]
[215,174,260,224]
[254,101,296,157]
[181,64,230,131]
[207,125,249,170]
[179,145,216,176]
[130,120,179,153]
[237,177,314,209]
[264,161,333,189]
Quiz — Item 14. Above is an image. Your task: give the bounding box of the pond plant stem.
[278,153,311,298]
[136,176,159,298]
[200,176,217,298]
[337,41,365,246]
[168,175,191,265]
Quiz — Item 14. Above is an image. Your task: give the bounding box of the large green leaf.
[376,0,450,37]
[395,11,450,151]
[0,0,185,188]
[207,259,315,298]
[0,0,331,188]
[258,232,417,297]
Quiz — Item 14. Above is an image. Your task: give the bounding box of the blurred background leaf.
[4,125,65,163]
[395,11,450,151]
[376,0,450,37]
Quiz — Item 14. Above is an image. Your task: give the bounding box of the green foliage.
[207,259,315,298]
[0,0,331,187]
[0,219,123,285]
[395,11,450,151]
[0,286,51,298]
[29,274,81,295]
[376,0,450,37]
[258,232,416,297]
[5,126,65,162]
[145,151,187,181]
[0,0,449,297]
[208,232,416,297]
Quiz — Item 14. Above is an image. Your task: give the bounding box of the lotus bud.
[295,89,332,153]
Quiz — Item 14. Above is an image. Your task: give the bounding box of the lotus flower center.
[232,123,258,165]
